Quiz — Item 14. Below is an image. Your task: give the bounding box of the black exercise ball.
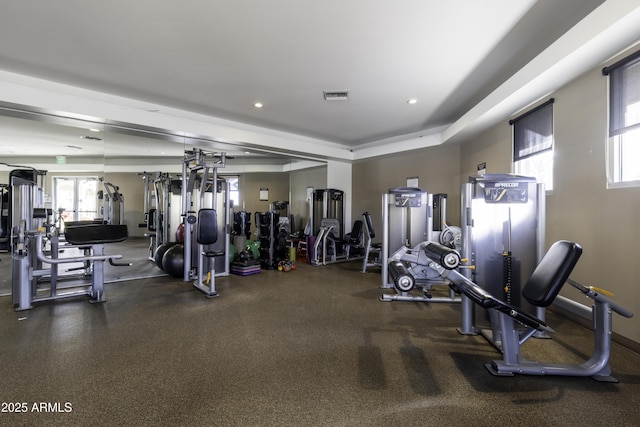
[162,244,185,278]
[154,241,178,270]
[238,249,253,263]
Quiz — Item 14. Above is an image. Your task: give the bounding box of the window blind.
[603,51,640,138]
[510,98,554,162]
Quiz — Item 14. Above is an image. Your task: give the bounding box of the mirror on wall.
[0,102,326,291]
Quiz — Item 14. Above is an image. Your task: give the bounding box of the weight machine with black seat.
[361,212,382,273]
[10,174,127,310]
[193,208,224,297]
[310,218,364,266]
[181,149,230,296]
[458,174,545,337]
[420,240,633,382]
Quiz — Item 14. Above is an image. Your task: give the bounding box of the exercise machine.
[380,187,456,302]
[459,174,545,337]
[421,240,633,382]
[383,241,461,303]
[139,172,175,261]
[309,188,344,236]
[181,149,230,295]
[0,183,8,251]
[11,173,127,310]
[310,218,364,266]
[98,178,124,225]
[6,168,47,246]
[361,212,382,273]
[193,208,224,297]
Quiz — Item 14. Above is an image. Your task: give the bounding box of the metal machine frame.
[181,149,230,297]
[380,187,459,303]
[423,241,633,382]
[458,174,546,338]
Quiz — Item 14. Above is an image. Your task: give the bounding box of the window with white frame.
[511,99,554,191]
[603,50,640,187]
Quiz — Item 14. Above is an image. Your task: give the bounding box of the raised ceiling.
[0,0,639,163]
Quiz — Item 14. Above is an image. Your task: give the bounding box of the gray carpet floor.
[1,260,639,426]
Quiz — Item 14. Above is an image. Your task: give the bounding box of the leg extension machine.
[423,240,633,382]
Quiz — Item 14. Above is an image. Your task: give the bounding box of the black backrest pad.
[349,220,363,238]
[197,209,218,245]
[363,212,375,239]
[522,240,582,307]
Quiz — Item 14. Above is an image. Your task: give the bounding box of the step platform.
[231,260,261,276]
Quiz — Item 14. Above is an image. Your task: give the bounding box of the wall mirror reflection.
[0,103,327,296]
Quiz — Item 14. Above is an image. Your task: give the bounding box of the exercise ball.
[154,241,178,270]
[175,223,185,243]
[229,244,238,263]
[238,249,253,263]
[246,239,260,260]
[162,244,185,278]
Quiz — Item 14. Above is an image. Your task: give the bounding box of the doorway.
[52,176,99,230]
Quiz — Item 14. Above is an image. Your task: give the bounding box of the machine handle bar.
[567,278,633,319]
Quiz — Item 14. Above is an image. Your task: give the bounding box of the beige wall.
[352,143,461,232]
[350,45,640,345]
[455,51,640,344]
[289,166,327,233]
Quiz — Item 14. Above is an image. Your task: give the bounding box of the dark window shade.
[605,54,640,137]
[510,99,554,162]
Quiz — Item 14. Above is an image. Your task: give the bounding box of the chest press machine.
[416,240,633,382]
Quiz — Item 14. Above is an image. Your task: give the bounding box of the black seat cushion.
[65,224,128,245]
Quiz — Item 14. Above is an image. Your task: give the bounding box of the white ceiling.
[0,0,640,166]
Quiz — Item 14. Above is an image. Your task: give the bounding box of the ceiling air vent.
[323,90,349,101]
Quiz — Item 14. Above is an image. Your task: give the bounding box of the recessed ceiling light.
[254,102,263,108]
[89,128,101,132]
[407,99,418,105]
